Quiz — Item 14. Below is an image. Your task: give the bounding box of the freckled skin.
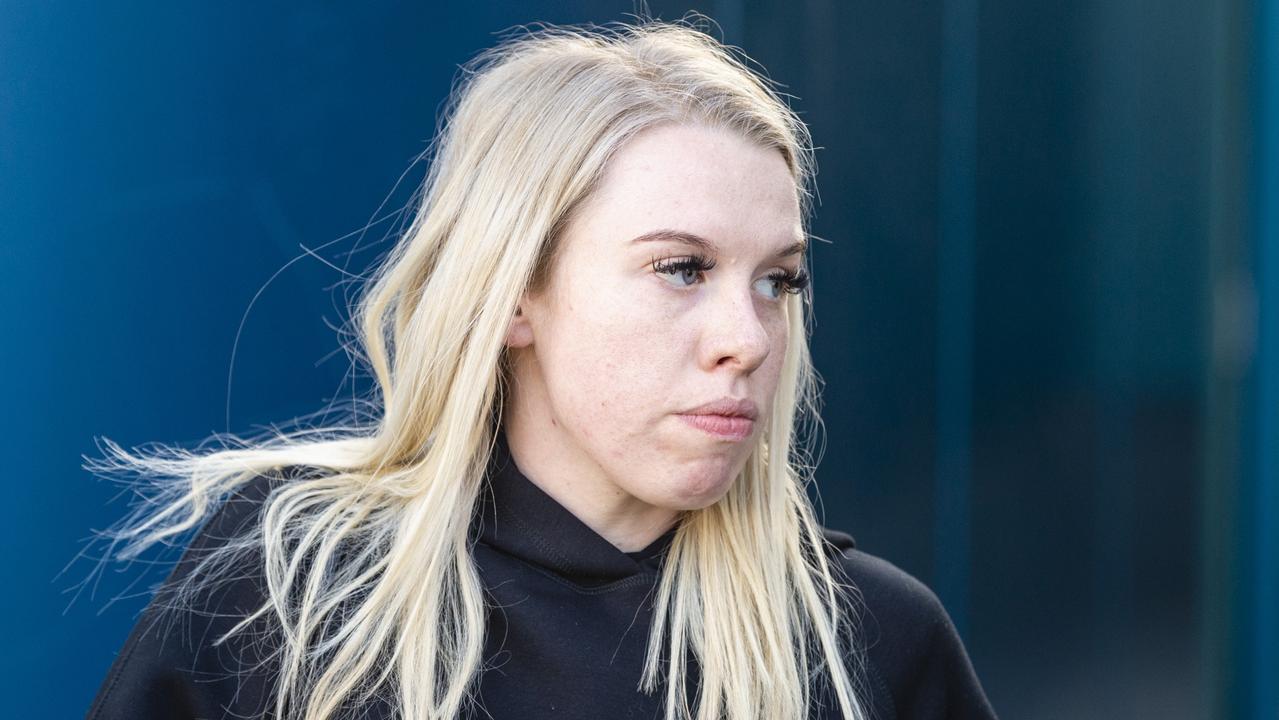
[502,122,804,552]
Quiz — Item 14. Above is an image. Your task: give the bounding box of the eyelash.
[650,253,811,296]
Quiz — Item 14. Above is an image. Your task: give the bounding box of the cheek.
[541,286,691,423]
[765,316,790,376]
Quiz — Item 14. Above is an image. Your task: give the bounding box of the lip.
[682,397,759,420]
[677,397,759,441]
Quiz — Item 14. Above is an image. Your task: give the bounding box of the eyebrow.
[628,228,807,259]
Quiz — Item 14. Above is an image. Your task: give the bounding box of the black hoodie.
[86,432,998,719]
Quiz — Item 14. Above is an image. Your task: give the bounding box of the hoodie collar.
[474,429,677,585]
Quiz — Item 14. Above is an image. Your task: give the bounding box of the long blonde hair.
[85,18,869,720]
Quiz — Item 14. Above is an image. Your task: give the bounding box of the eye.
[652,254,716,288]
[756,267,811,300]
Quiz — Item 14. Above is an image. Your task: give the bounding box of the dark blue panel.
[935,0,979,639]
[1250,0,1278,715]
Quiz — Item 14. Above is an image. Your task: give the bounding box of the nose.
[698,284,772,374]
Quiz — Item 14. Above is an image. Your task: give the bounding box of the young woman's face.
[506,122,806,513]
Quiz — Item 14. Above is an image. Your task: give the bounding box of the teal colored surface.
[1250,0,1278,715]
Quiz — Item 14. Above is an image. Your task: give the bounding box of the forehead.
[566,122,804,252]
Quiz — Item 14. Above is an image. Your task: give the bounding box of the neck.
[500,413,680,554]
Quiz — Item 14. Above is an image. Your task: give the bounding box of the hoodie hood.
[471,428,855,587]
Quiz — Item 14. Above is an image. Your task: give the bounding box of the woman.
[85,19,997,720]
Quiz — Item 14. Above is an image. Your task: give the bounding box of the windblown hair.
[86,18,869,720]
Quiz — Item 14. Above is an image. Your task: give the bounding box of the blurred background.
[2,1,1274,718]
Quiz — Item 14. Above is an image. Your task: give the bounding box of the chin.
[655,468,738,511]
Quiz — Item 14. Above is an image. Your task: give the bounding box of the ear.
[504,301,534,349]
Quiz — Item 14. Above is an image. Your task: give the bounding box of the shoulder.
[157,464,332,621]
[821,528,952,679]
[821,529,948,648]
[87,468,303,720]
[149,467,298,601]
[820,528,999,720]
[180,470,284,554]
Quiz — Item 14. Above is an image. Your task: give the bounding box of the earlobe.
[504,305,534,349]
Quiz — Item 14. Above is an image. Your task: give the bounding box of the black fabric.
[87,433,998,719]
